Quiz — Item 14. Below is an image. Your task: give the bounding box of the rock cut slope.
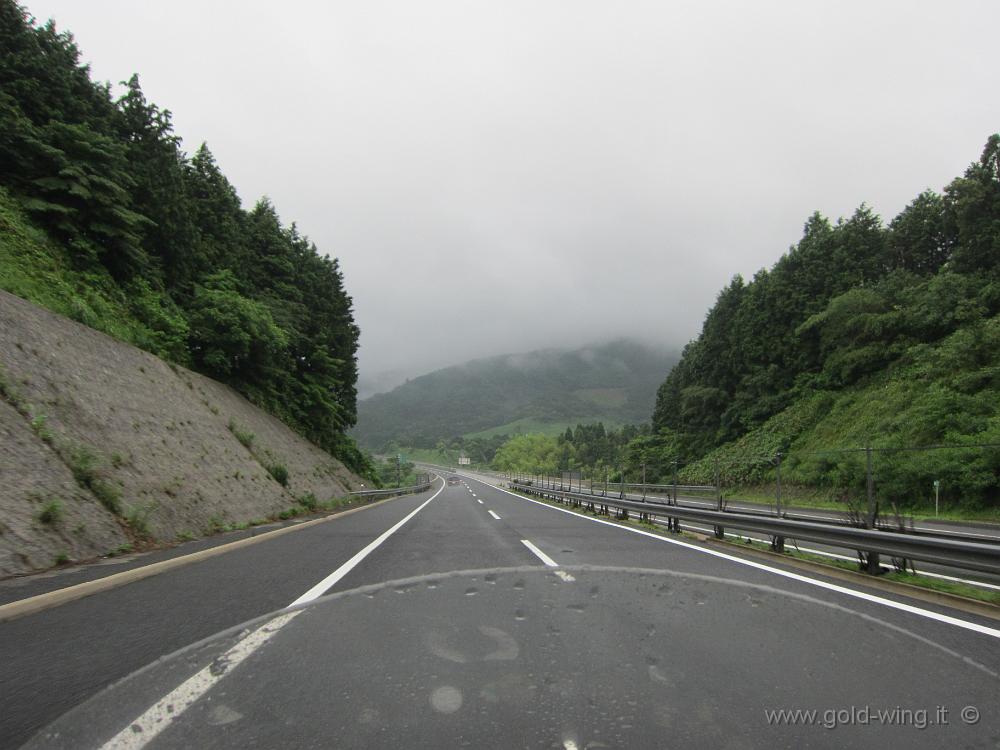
[0,290,362,576]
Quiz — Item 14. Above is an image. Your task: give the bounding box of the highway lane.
[455,474,1000,644]
[7,472,1000,748]
[0,481,446,749]
[310,479,544,594]
[23,472,1000,749]
[448,467,1000,541]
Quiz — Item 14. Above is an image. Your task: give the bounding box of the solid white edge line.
[289,478,445,607]
[679,526,1000,592]
[488,510,501,520]
[100,611,302,750]
[472,477,1000,640]
[102,479,445,750]
[521,539,558,567]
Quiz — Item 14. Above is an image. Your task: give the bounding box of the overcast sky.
[27,0,1000,392]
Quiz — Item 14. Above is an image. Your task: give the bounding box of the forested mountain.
[647,135,1000,508]
[0,2,368,474]
[353,340,677,449]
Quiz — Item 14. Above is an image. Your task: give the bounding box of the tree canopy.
[0,1,368,475]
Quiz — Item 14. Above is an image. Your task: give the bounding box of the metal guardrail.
[349,481,433,501]
[510,480,1000,576]
[618,483,715,493]
[515,477,996,543]
[530,479,714,494]
[531,478,717,501]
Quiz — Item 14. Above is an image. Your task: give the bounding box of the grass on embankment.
[0,187,179,358]
[676,368,1000,527]
[718,485,1000,524]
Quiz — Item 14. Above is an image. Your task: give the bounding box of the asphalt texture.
[0,486,440,749]
[6,473,1000,749]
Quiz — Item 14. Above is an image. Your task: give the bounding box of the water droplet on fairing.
[430,686,463,714]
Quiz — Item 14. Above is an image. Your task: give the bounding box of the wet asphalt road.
[4,474,1000,748]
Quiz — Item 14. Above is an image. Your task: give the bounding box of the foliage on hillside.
[0,2,370,476]
[491,423,648,476]
[650,135,1000,508]
[354,340,676,450]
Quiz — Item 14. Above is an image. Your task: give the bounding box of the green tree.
[945,134,1000,275]
[888,191,952,275]
[183,143,247,277]
[187,270,288,380]
[115,74,195,291]
[492,434,565,474]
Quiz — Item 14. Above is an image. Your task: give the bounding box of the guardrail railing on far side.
[349,480,433,501]
[508,480,1000,577]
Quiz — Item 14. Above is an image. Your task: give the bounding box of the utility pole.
[865,446,879,574]
[671,459,679,532]
[714,456,724,538]
[775,453,782,516]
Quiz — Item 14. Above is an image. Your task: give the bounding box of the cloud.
[29,0,1000,380]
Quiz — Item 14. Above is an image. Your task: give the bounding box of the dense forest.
[646,134,1000,509]
[0,2,371,476]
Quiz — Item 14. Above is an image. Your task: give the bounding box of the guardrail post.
[771,452,784,552]
[617,467,629,519]
[713,457,724,539]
